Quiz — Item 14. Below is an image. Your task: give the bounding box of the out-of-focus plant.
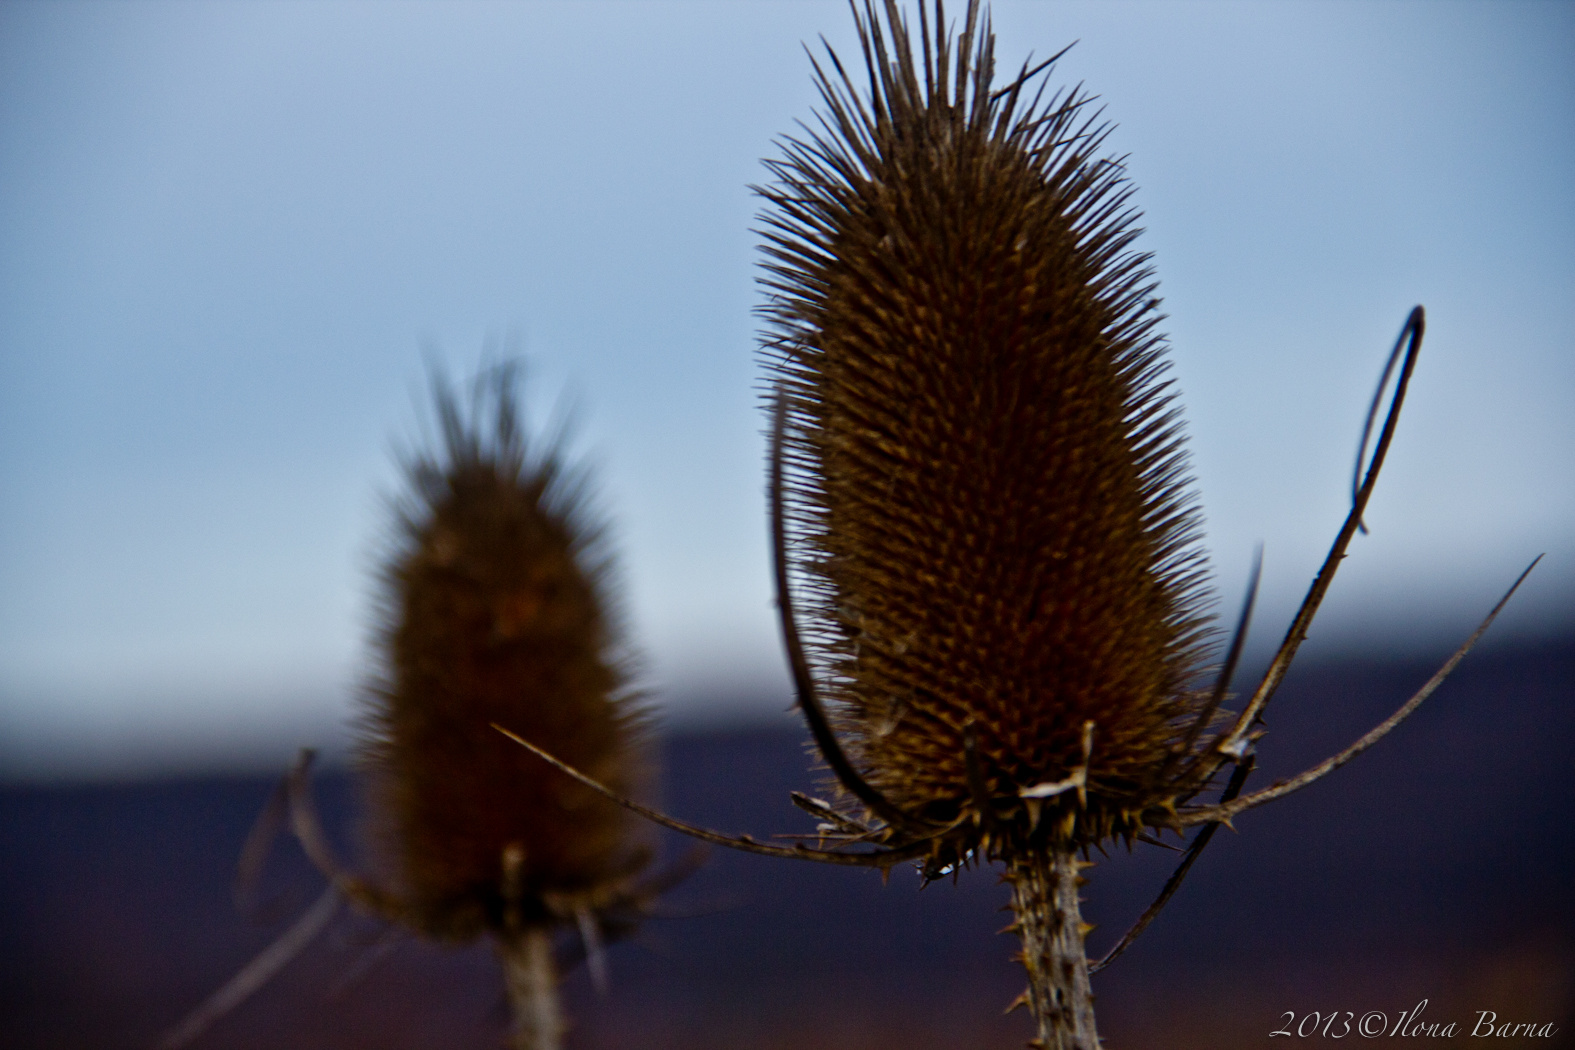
[163,366,685,1050]
[503,3,1536,1048]
[357,365,666,1048]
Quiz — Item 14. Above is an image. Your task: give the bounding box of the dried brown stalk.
[499,4,1535,1046]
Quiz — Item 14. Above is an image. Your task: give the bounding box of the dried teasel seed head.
[359,365,650,941]
[759,0,1215,856]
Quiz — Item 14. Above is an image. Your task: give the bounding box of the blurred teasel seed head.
[360,364,651,1048]
[759,0,1214,868]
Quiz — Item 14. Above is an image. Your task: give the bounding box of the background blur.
[4,644,1572,1047]
[1,2,1571,1047]
[1,0,1571,779]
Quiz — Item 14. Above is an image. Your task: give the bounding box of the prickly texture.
[759,0,1214,853]
[360,368,648,942]
[1007,847,1099,1049]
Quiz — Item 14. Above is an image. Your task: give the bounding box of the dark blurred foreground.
[2,637,1571,1050]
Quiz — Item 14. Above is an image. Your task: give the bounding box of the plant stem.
[1008,844,1100,1049]
[498,925,562,1050]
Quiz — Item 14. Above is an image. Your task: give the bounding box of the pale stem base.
[498,925,563,1050]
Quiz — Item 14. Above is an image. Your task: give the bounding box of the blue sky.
[1,1,1571,778]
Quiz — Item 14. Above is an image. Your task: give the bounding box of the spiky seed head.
[360,366,649,941]
[759,0,1215,855]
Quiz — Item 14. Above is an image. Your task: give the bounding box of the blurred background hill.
[1,0,1571,779]
[3,637,1571,1048]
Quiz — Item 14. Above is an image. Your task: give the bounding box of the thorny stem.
[498,926,563,1050]
[1009,845,1100,1050]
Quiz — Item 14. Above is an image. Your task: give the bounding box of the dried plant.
[356,364,665,1048]
[162,366,687,1050]
[503,3,1535,1048]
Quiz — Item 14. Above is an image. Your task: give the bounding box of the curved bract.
[758,0,1214,862]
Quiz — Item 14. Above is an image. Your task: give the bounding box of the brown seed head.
[359,366,649,940]
[759,0,1216,855]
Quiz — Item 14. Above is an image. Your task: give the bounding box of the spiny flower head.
[359,366,650,940]
[759,0,1216,860]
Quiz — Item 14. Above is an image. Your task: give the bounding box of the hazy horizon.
[2,1,1571,781]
